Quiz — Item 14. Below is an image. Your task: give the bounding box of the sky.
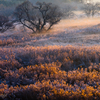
[90,0,100,3]
[94,0,100,2]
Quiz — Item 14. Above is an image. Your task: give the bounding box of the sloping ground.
[1,18,100,47]
[51,18,100,32]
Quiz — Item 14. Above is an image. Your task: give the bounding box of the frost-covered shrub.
[1,45,100,99]
[14,45,100,70]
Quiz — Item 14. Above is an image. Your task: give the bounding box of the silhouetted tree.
[82,3,99,17]
[14,1,63,33]
[0,15,14,32]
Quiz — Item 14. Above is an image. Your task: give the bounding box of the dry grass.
[0,18,100,99]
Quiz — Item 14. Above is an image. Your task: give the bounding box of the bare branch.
[0,15,14,32]
[14,1,63,33]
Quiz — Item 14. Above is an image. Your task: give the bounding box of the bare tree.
[0,15,14,32]
[61,4,75,19]
[14,1,63,33]
[82,3,99,17]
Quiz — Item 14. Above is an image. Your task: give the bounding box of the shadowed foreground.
[0,46,100,100]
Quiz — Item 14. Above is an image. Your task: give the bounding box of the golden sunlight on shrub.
[0,45,100,99]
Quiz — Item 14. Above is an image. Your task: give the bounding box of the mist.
[0,0,88,18]
[29,0,64,5]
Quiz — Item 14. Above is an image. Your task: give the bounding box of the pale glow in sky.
[86,0,100,3]
[92,0,100,3]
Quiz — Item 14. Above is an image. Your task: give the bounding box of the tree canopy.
[14,1,63,33]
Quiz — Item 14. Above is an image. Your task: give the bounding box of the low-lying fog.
[1,17,100,47]
[1,0,100,47]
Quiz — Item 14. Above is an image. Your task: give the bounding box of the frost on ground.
[1,19,100,47]
[1,18,100,99]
